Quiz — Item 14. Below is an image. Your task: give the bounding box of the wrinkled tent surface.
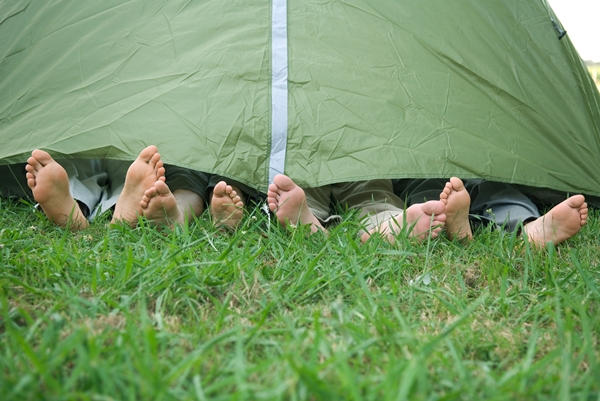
[1,0,599,196]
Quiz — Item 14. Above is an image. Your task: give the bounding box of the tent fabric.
[1,0,599,197]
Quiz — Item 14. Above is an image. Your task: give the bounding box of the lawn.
[1,197,599,400]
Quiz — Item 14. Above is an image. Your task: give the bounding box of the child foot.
[211,181,244,230]
[267,174,326,233]
[111,145,164,226]
[141,180,183,227]
[267,174,325,233]
[439,177,472,241]
[25,150,88,229]
[523,195,588,246]
[365,201,446,243]
[405,201,446,241]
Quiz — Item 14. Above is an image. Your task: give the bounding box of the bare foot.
[211,181,244,230]
[523,195,588,247]
[25,150,88,229]
[439,177,472,241]
[362,201,446,243]
[141,180,184,227]
[267,174,325,233]
[111,145,165,226]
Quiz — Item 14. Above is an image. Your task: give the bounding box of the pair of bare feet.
[439,177,588,246]
[267,174,446,243]
[140,178,244,229]
[25,146,244,230]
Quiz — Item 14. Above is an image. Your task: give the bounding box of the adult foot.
[141,180,184,227]
[523,195,588,246]
[267,174,325,233]
[111,145,164,226]
[364,201,446,243]
[211,181,244,230]
[439,177,472,241]
[25,150,88,229]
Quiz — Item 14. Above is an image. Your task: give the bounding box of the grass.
[1,197,600,400]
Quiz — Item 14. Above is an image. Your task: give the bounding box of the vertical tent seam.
[269,0,288,184]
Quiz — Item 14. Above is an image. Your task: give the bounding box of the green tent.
[1,0,599,198]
